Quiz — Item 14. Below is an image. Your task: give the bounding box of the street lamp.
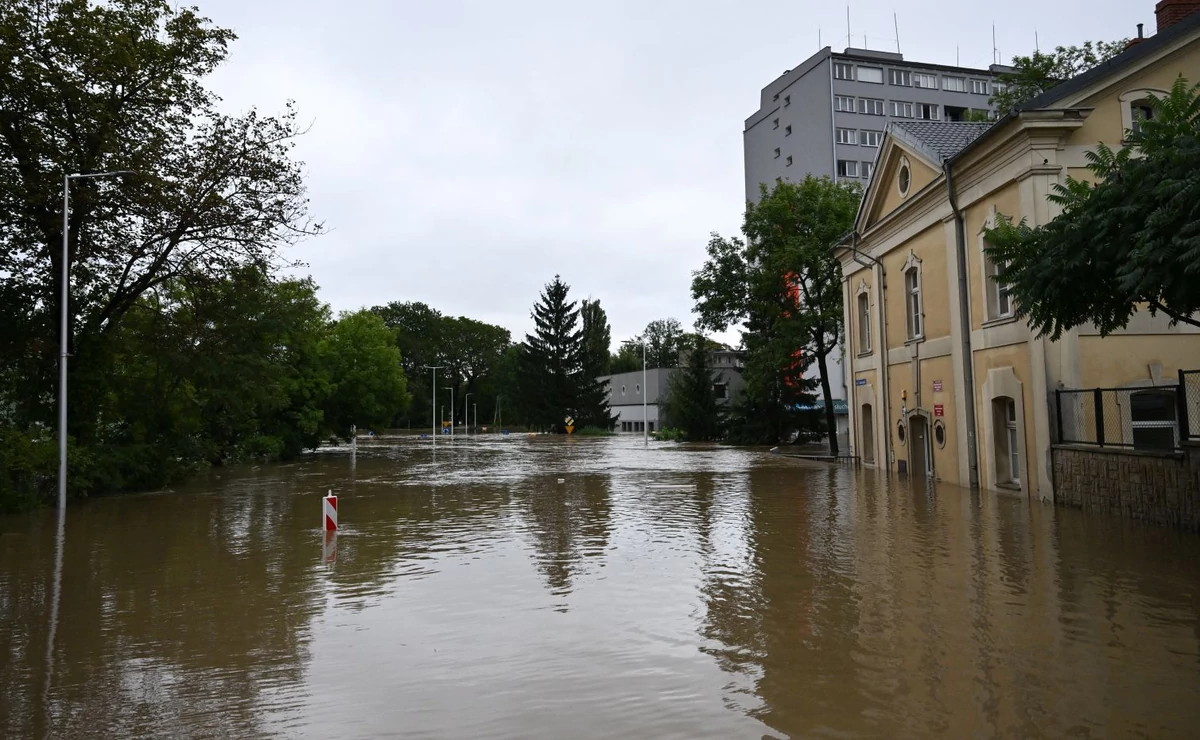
[60,170,137,512]
[622,339,649,447]
[424,365,443,446]
[463,392,474,435]
[444,386,455,439]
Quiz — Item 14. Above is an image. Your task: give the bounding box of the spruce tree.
[579,299,618,430]
[519,276,584,432]
[664,335,724,441]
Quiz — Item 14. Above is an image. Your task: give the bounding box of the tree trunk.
[814,331,839,457]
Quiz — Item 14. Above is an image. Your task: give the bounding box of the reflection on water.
[2,437,1200,738]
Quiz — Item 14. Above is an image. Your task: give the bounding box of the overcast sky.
[201,0,1145,347]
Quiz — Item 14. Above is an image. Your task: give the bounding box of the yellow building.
[836,1,1200,502]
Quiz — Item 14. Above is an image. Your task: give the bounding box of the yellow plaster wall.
[963,182,1022,331]
[881,223,950,349]
[972,342,1043,499]
[888,362,914,461]
[868,147,941,228]
[919,355,960,486]
[1077,335,1200,388]
[1069,43,1200,147]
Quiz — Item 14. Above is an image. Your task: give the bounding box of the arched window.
[856,283,871,353]
[902,251,923,340]
[1120,89,1167,139]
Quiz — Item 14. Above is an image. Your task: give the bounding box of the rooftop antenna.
[992,24,1000,65]
[1035,29,1040,52]
[846,5,851,49]
[894,12,901,53]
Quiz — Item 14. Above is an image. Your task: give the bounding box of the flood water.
[2,436,1200,738]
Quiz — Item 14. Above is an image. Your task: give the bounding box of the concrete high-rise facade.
[745,47,1010,198]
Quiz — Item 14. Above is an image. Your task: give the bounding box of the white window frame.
[859,130,883,147]
[897,155,912,197]
[858,66,884,84]
[889,69,911,86]
[837,159,859,178]
[861,161,874,180]
[856,280,872,353]
[1005,399,1020,486]
[913,73,938,89]
[835,95,856,112]
[858,98,885,116]
[917,102,940,120]
[971,79,991,95]
[902,250,923,340]
[890,101,914,118]
[1120,89,1167,137]
[942,76,966,92]
[980,210,1014,321]
[834,62,855,80]
[836,127,858,145]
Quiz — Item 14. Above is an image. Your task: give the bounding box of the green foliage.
[663,335,725,441]
[983,77,1200,339]
[609,343,642,374]
[370,301,511,429]
[640,318,685,367]
[652,427,686,442]
[991,40,1128,116]
[518,276,615,432]
[320,311,410,437]
[573,426,617,437]
[692,177,861,448]
[581,300,612,377]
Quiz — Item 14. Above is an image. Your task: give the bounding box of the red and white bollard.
[323,490,338,532]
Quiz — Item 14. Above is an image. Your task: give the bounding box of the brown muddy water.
[2,436,1199,739]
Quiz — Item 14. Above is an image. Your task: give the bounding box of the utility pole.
[424,366,443,446]
[444,386,455,439]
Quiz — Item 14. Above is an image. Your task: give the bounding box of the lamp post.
[59,170,137,512]
[444,386,455,439]
[622,339,649,447]
[424,365,443,446]
[464,392,474,435]
[473,403,478,434]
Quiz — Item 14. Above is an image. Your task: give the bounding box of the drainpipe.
[944,162,981,489]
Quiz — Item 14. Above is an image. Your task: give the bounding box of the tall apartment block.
[744,47,1011,199]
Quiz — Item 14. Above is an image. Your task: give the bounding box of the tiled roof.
[889,121,996,165]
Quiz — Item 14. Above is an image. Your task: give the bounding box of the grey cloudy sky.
[202,0,1144,347]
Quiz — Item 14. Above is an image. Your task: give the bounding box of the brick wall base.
[1053,443,1200,531]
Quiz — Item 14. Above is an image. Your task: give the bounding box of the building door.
[861,404,875,464]
[908,415,932,479]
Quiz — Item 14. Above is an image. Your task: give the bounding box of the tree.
[663,335,724,441]
[609,342,642,374]
[518,276,613,431]
[692,177,861,449]
[320,311,410,437]
[642,318,685,367]
[991,40,1128,116]
[580,299,612,377]
[983,77,1200,339]
[0,0,316,438]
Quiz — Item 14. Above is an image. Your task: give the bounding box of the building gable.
[858,137,942,232]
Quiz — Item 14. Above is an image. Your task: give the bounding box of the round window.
[934,420,947,448]
[897,420,906,445]
[635,384,641,394]
[898,163,912,197]
[621,385,626,395]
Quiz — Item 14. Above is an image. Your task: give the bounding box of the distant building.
[601,352,746,433]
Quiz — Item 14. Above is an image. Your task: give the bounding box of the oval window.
[635,384,641,394]
[898,163,912,197]
[621,385,626,395]
[897,420,906,445]
[934,420,947,448]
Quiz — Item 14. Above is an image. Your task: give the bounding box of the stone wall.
[1053,442,1200,531]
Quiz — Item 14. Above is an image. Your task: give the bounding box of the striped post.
[323,491,338,531]
[322,530,337,564]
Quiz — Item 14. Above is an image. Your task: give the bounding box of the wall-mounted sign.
[934,403,945,417]
[932,380,943,392]
[855,378,867,386]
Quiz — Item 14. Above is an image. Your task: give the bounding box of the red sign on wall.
[934,404,945,417]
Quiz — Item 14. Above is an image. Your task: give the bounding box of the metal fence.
[1183,369,1200,441]
[1056,378,1191,452]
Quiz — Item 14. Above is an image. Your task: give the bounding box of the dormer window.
[1120,89,1167,139]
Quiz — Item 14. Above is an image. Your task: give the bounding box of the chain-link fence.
[1182,370,1200,441]
[1056,384,1183,451]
